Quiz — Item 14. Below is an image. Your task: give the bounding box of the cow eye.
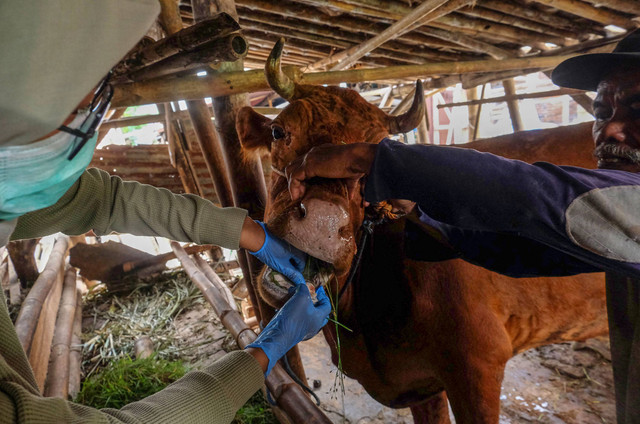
[272,125,286,140]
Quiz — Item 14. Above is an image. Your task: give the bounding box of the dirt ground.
[172,301,615,424]
[298,335,615,423]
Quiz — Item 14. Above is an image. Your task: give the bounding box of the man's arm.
[12,168,249,249]
[288,139,640,279]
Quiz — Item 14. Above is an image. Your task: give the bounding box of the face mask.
[0,111,98,220]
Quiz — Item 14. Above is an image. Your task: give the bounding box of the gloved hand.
[249,221,307,286]
[246,284,331,375]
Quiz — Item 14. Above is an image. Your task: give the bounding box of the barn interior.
[2,0,638,422]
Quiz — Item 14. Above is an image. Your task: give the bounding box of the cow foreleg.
[409,391,451,424]
[442,360,505,424]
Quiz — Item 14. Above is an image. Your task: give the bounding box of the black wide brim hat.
[552,29,640,91]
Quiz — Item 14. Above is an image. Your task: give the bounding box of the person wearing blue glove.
[0,2,320,423]
[246,284,332,375]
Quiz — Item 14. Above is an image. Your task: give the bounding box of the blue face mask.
[0,111,98,220]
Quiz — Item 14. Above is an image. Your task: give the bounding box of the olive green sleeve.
[12,168,248,249]
[0,288,264,424]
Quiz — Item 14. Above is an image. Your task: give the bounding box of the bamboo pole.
[531,0,637,29]
[298,0,567,45]
[437,87,584,108]
[194,255,237,311]
[472,84,486,141]
[236,0,465,51]
[421,26,511,59]
[14,236,69,354]
[480,0,606,36]
[112,13,241,80]
[112,54,577,107]
[313,0,453,71]
[581,0,639,16]
[241,15,469,63]
[502,78,523,132]
[168,115,203,195]
[128,33,249,82]
[171,242,332,424]
[68,291,83,400]
[457,5,578,41]
[44,266,78,399]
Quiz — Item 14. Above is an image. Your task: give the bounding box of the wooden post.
[14,236,69,354]
[167,105,205,195]
[502,78,523,132]
[44,266,78,399]
[196,0,307,384]
[68,291,83,400]
[473,84,487,141]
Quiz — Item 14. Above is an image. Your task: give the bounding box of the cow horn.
[265,38,297,100]
[387,80,425,134]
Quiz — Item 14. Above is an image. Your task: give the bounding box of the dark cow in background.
[237,40,606,423]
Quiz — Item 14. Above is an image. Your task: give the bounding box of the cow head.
[237,39,424,307]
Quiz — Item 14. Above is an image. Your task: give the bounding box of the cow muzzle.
[278,191,356,276]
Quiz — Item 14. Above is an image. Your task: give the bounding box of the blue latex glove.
[249,221,307,286]
[246,284,331,375]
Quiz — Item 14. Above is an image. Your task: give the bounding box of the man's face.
[592,68,640,173]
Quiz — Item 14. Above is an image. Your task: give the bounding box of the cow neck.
[338,218,381,301]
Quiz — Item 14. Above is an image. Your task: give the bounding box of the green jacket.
[2,168,264,423]
[12,168,249,249]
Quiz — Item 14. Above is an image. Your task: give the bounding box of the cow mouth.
[259,258,334,307]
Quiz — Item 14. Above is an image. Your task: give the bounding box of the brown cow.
[237,40,607,423]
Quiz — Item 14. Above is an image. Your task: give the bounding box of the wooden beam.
[531,0,638,29]
[240,14,470,63]
[581,0,639,16]
[44,267,78,399]
[313,0,453,71]
[457,5,578,41]
[113,54,577,107]
[127,33,249,82]
[14,236,69,355]
[436,87,584,108]
[236,0,466,51]
[480,0,606,36]
[112,13,242,80]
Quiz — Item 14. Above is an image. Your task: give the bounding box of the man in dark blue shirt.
[286,30,640,423]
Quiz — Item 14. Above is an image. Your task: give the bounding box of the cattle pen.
[3,1,638,423]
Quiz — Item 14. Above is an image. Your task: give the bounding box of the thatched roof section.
[100,0,638,196]
[110,0,638,108]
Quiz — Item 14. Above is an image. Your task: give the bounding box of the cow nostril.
[299,202,307,219]
[338,225,351,239]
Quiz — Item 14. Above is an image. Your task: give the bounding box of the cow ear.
[236,106,273,152]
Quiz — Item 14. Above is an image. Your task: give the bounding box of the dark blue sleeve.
[366,139,640,279]
[411,209,601,277]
